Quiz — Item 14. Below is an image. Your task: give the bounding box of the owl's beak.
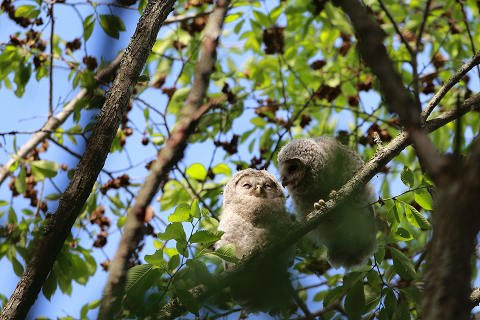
[281,175,291,187]
[255,184,262,196]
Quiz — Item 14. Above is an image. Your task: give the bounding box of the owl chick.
[216,168,294,312]
[277,137,376,268]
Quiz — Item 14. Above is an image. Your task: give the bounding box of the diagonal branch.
[155,93,480,319]
[0,1,175,319]
[0,52,124,186]
[97,1,230,319]
[420,50,480,121]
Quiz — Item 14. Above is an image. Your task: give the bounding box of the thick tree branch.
[0,52,123,186]
[0,1,175,319]
[97,1,230,319]
[155,93,480,319]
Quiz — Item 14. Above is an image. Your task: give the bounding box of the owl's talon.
[329,190,337,198]
[314,199,326,210]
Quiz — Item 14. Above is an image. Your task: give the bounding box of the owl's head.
[277,138,324,190]
[224,169,284,204]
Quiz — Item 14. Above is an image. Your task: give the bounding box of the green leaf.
[42,271,57,301]
[169,203,191,222]
[250,117,266,127]
[83,14,95,41]
[15,5,40,18]
[14,62,31,97]
[99,14,126,39]
[190,199,201,218]
[14,165,26,193]
[414,188,433,210]
[157,223,187,243]
[45,193,62,200]
[313,290,327,302]
[176,289,199,313]
[324,286,346,307]
[225,12,242,23]
[207,244,239,263]
[160,180,190,211]
[168,254,180,271]
[409,205,432,230]
[211,163,231,176]
[404,203,431,230]
[400,166,414,187]
[11,256,24,276]
[252,10,269,26]
[30,160,59,181]
[8,207,17,224]
[201,207,211,217]
[190,230,223,244]
[144,250,167,268]
[394,227,413,241]
[383,288,397,318]
[125,264,157,296]
[344,279,365,319]
[270,4,283,22]
[390,247,416,280]
[186,163,207,181]
[151,133,165,145]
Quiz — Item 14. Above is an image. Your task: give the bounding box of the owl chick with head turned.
[215,168,294,312]
[277,137,376,268]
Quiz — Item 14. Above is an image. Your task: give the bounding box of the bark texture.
[422,142,480,319]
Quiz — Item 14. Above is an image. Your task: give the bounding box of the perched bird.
[277,137,376,268]
[216,168,294,312]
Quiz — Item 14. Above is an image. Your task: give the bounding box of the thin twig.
[48,2,55,118]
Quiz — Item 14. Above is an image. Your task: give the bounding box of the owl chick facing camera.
[215,168,295,313]
[277,137,377,268]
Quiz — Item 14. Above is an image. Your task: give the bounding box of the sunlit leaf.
[414,188,433,210]
[186,163,207,181]
[30,160,59,181]
[400,166,414,188]
[169,203,191,222]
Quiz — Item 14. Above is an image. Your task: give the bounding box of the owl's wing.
[314,137,364,189]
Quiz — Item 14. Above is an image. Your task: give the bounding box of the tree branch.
[0,52,123,186]
[420,50,480,121]
[155,93,480,319]
[0,0,175,318]
[97,1,230,318]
